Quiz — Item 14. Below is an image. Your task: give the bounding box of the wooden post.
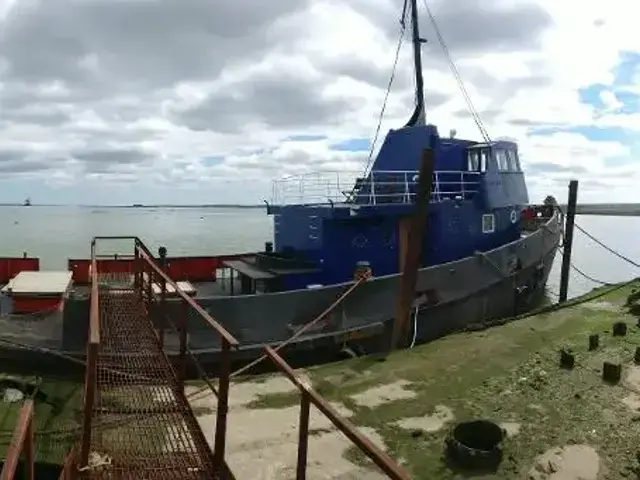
[559,180,578,303]
[390,148,435,351]
[398,217,411,272]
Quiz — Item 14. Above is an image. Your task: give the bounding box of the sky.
[0,0,639,206]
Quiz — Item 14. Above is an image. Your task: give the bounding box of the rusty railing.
[68,236,240,478]
[79,243,99,470]
[69,236,409,478]
[0,400,35,480]
[134,239,240,469]
[263,347,411,480]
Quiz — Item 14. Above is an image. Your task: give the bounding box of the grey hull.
[0,212,562,375]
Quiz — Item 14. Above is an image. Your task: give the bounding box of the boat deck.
[71,277,240,299]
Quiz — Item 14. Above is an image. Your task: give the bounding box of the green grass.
[0,376,83,464]
[291,282,640,479]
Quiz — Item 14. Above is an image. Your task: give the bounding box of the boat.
[23,197,31,207]
[0,0,562,374]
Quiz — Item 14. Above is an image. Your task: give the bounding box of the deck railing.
[67,236,409,479]
[271,170,481,206]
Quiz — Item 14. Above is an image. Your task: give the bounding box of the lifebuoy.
[510,210,518,224]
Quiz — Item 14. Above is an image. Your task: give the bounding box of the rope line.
[361,17,407,177]
[574,222,640,269]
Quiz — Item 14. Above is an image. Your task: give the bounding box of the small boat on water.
[0,0,562,373]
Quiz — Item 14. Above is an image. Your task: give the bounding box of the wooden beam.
[391,148,435,351]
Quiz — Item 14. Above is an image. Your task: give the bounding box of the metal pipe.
[263,346,411,480]
[179,299,188,389]
[158,247,167,350]
[136,245,239,348]
[213,339,231,470]
[0,400,35,480]
[80,253,100,471]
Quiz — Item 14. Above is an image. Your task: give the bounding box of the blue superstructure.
[265,123,529,290]
[228,0,531,294]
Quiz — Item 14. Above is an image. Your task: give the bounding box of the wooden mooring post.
[559,180,579,303]
[390,148,435,351]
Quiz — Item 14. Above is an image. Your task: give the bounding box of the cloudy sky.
[0,0,638,206]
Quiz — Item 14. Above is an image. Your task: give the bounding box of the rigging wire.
[361,12,407,177]
[420,0,491,143]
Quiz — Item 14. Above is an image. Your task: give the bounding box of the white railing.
[271,170,482,206]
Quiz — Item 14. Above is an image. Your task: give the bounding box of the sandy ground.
[499,422,521,437]
[527,445,601,480]
[350,379,417,408]
[393,405,454,433]
[186,375,395,479]
[621,365,640,412]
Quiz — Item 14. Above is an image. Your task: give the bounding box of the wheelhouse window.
[505,150,516,171]
[510,149,522,171]
[467,150,480,171]
[497,148,521,172]
[496,149,509,171]
[480,149,488,172]
[467,148,489,172]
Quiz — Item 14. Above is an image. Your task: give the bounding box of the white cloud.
[0,0,638,205]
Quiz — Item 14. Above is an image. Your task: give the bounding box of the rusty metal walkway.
[51,237,410,480]
[78,278,222,478]
[63,238,237,479]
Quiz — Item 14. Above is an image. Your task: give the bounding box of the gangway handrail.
[135,242,240,348]
[264,346,411,480]
[80,236,408,478]
[0,400,35,480]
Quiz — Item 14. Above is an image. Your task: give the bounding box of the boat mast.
[405,0,426,127]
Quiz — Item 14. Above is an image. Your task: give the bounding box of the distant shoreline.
[2,203,640,214]
[0,204,265,208]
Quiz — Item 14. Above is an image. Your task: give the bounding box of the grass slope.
[253,282,640,478]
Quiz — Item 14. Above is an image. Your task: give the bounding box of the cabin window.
[495,150,509,171]
[505,150,515,171]
[511,150,522,171]
[482,214,495,234]
[506,149,522,172]
[467,150,480,171]
[480,150,488,172]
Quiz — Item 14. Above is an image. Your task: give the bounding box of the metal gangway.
[0,237,411,479]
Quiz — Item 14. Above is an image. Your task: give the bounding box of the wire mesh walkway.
[78,273,222,478]
[52,236,409,480]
